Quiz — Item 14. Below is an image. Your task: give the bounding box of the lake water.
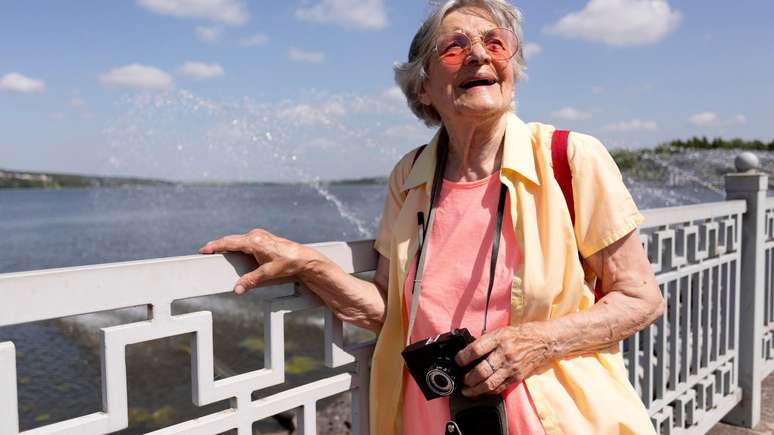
[0,179,725,433]
[0,184,387,273]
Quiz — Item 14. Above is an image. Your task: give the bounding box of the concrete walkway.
[709,372,774,434]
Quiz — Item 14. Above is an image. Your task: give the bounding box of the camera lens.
[426,367,455,396]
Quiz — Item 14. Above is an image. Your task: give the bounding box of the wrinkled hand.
[198,229,324,294]
[455,323,555,397]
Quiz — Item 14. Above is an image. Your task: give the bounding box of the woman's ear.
[418,81,432,106]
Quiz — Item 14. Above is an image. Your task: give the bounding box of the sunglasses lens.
[436,33,470,64]
[484,28,518,61]
[435,28,518,64]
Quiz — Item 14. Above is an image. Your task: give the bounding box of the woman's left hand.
[455,322,555,397]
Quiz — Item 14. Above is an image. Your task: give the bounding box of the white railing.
[762,200,774,377]
[3,159,774,435]
[0,241,377,435]
[636,200,746,434]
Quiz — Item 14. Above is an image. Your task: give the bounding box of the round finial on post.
[735,152,760,173]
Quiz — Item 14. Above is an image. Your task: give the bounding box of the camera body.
[402,330,508,434]
[401,328,484,400]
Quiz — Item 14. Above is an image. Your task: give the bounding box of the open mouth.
[460,78,497,89]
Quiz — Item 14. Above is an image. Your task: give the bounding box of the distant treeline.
[0,168,173,189]
[655,137,774,152]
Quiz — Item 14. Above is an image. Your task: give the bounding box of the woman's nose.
[465,39,491,65]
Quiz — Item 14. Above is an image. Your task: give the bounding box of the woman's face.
[419,7,515,124]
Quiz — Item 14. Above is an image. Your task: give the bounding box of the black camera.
[402,328,508,434]
[401,328,484,400]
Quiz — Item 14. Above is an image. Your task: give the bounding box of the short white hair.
[394,0,526,127]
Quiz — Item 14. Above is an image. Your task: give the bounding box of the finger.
[463,349,503,386]
[234,261,285,294]
[463,359,495,388]
[488,383,509,395]
[456,333,498,366]
[462,368,509,397]
[198,241,217,254]
[487,375,519,395]
[199,235,247,254]
[198,236,233,254]
[473,380,510,396]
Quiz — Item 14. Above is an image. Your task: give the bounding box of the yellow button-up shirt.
[371,113,655,435]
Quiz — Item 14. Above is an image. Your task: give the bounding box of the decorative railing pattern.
[635,201,746,434]
[2,160,774,435]
[762,199,774,377]
[0,241,377,435]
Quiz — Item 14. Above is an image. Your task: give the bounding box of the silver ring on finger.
[484,358,497,375]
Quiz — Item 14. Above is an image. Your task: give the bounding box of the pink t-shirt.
[402,172,546,435]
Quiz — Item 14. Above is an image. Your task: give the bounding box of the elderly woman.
[200,0,664,433]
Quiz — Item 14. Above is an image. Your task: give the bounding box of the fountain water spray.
[102,89,421,238]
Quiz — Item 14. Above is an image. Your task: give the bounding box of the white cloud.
[99,64,174,90]
[0,72,45,93]
[591,85,605,94]
[137,0,248,25]
[523,42,543,60]
[277,88,410,127]
[551,107,592,121]
[544,0,681,46]
[689,112,747,127]
[347,87,410,115]
[383,123,432,145]
[602,119,658,132]
[277,102,347,126]
[381,86,405,104]
[295,0,388,30]
[288,47,325,63]
[240,33,269,47]
[319,102,347,117]
[178,62,225,79]
[195,26,222,43]
[689,112,719,127]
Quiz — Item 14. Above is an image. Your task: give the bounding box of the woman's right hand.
[198,229,326,294]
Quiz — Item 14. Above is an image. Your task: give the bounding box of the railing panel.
[0,342,19,434]
[634,202,745,434]
[0,241,377,435]
[762,204,774,378]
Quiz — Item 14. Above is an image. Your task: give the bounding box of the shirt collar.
[399,112,540,193]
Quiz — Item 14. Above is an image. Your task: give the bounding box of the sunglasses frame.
[434,27,520,65]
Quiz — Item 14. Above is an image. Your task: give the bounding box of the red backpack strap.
[551,130,605,302]
[551,130,575,224]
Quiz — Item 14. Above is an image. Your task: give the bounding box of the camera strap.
[406,130,508,346]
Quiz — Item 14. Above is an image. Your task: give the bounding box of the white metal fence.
[762,200,774,376]
[1,161,773,434]
[0,241,377,435]
[634,201,746,434]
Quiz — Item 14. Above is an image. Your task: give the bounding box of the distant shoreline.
[4,136,771,189]
[0,168,175,189]
[0,168,387,189]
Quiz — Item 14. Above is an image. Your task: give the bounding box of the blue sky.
[1,0,773,182]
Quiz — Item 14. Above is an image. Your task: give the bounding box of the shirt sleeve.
[374,149,417,258]
[568,132,645,258]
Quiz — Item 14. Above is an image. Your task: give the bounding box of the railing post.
[723,152,768,427]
